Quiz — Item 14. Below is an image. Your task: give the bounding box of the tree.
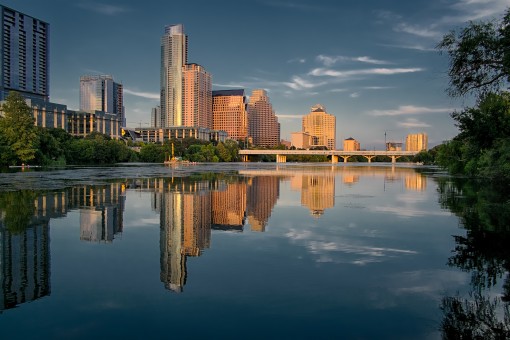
[438,8,510,97]
[0,91,38,165]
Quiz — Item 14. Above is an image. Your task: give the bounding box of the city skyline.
[1,0,507,148]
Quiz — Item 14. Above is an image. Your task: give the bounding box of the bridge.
[238,149,418,163]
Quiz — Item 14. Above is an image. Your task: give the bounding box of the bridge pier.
[341,156,350,163]
[391,155,401,163]
[363,156,375,163]
[331,155,339,164]
[276,154,287,163]
[241,155,249,162]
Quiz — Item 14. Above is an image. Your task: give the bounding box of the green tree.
[0,91,38,165]
[438,8,510,97]
[216,142,231,162]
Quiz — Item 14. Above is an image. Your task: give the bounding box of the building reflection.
[291,172,335,217]
[247,176,280,232]
[404,173,427,191]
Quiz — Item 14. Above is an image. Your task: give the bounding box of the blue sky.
[4,0,508,148]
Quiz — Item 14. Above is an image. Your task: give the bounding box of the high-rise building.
[247,89,280,148]
[302,104,336,150]
[151,105,161,128]
[406,133,428,151]
[160,24,188,127]
[0,5,49,101]
[343,137,360,151]
[212,89,248,141]
[183,63,212,129]
[79,75,125,125]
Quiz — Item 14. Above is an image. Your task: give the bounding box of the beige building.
[406,133,428,151]
[302,104,336,150]
[343,137,360,151]
[291,131,311,149]
[212,89,248,141]
[247,89,280,148]
[183,63,212,129]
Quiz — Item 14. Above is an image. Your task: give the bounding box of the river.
[0,163,508,339]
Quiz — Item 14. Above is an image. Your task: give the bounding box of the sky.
[3,0,508,149]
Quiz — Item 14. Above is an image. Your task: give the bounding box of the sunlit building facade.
[160,24,188,127]
[183,63,212,129]
[291,131,311,149]
[406,133,428,151]
[80,75,124,118]
[247,89,280,148]
[0,5,49,101]
[246,176,280,232]
[212,89,248,141]
[302,104,336,150]
[343,137,360,151]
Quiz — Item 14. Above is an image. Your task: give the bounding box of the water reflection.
[437,178,510,337]
[0,165,430,307]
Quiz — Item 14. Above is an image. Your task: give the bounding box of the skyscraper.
[183,63,212,129]
[405,133,428,151]
[0,5,49,101]
[79,75,125,125]
[160,24,188,127]
[151,105,161,128]
[247,89,280,148]
[212,89,248,141]
[302,104,336,150]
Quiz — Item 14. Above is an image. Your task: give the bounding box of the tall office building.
[302,104,336,150]
[247,89,280,148]
[79,75,125,125]
[183,63,212,129]
[405,133,428,151]
[160,24,188,127]
[0,5,49,101]
[212,89,248,141]
[151,105,161,128]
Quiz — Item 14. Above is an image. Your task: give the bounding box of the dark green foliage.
[0,92,38,165]
[0,190,36,234]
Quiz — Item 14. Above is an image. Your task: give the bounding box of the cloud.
[394,23,442,39]
[363,86,394,90]
[447,0,509,22]
[213,83,246,88]
[317,54,391,66]
[309,67,423,78]
[379,43,436,52]
[77,3,129,15]
[329,88,349,93]
[284,76,326,90]
[350,92,360,98]
[398,118,432,128]
[124,88,159,100]
[288,58,306,64]
[368,105,452,116]
[262,1,326,12]
[276,114,304,119]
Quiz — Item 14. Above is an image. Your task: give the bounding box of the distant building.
[291,131,311,149]
[151,105,161,128]
[135,126,227,144]
[280,139,291,149]
[183,63,212,129]
[0,5,49,101]
[247,89,280,148]
[302,104,336,150]
[406,133,428,151]
[386,142,403,151]
[212,89,248,141]
[79,75,125,126]
[343,137,360,151]
[67,109,122,139]
[160,24,188,127]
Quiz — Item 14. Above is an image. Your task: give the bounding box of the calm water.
[0,163,506,339]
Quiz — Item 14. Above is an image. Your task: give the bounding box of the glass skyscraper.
[79,75,125,126]
[0,5,49,101]
[160,24,188,127]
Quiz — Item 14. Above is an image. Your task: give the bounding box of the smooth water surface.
[0,164,485,338]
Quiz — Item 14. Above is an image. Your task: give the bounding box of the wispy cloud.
[317,54,391,66]
[213,83,246,88]
[284,76,326,90]
[309,67,423,78]
[288,58,306,64]
[124,88,159,100]
[77,3,129,15]
[368,105,452,116]
[363,86,394,90]
[394,23,442,39]
[398,118,432,128]
[446,0,509,23]
[350,92,360,98]
[329,88,349,93]
[262,1,327,12]
[379,43,436,52]
[276,114,304,119]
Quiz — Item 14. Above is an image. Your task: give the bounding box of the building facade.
[151,105,161,128]
[212,89,248,141]
[67,110,122,139]
[183,63,212,129]
[343,137,360,151]
[0,5,49,102]
[79,75,124,126]
[302,104,336,150]
[247,89,280,148]
[291,131,311,149]
[160,24,188,128]
[406,133,428,151]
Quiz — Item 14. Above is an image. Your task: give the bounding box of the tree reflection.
[437,178,510,338]
[0,190,36,233]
